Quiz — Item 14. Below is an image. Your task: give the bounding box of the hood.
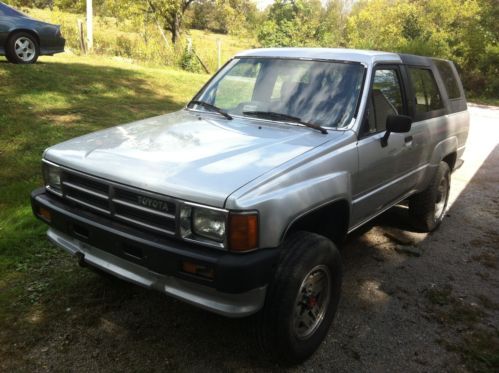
[44,110,344,207]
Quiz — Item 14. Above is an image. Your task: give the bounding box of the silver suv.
[31,48,469,363]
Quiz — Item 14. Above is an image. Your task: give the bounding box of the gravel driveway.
[6,104,499,372]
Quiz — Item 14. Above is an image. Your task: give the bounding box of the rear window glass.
[434,60,461,99]
[409,68,444,113]
[0,4,25,17]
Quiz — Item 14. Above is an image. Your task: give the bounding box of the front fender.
[226,133,357,248]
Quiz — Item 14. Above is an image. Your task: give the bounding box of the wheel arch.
[442,151,457,171]
[7,29,40,47]
[281,199,350,246]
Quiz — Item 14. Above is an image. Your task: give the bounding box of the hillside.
[23,7,257,72]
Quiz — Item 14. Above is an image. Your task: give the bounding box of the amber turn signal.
[181,261,214,279]
[37,207,52,222]
[228,213,258,252]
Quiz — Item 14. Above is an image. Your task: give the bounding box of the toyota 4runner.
[31,48,469,364]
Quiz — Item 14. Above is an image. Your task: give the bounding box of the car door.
[0,8,8,51]
[351,65,413,226]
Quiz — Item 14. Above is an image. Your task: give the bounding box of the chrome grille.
[61,171,177,236]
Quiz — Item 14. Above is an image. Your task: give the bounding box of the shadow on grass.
[0,60,191,188]
[0,58,203,265]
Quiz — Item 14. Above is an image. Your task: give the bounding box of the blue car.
[0,2,65,64]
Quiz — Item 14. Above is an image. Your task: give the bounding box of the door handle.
[404,135,413,143]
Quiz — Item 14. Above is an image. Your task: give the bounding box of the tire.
[255,231,342,365]
[6,32,39,64]
[409,161,450,232]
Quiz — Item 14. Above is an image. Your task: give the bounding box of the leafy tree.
[145,0,195,45]
[188,0,258,36]
[345,0,497,97]
[257,0,325,47]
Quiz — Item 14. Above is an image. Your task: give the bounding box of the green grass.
[21,7,256,73]
[0,53,208,361]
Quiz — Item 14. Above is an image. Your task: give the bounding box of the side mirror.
[381,114,412,147]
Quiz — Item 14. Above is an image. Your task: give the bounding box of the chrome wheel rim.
[14,37,36,62]
[434,175,448,221]
[293,265,331,340]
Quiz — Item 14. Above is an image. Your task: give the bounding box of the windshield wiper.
[188,100,233,120]
[242,111,328,134]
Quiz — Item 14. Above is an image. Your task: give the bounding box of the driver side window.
[213,62,261,109]
[367,68,404,133]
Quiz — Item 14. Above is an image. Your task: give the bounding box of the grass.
[21,7,257,73]
[0,53,208,363]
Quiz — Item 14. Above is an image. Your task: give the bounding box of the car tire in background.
[6,32,39,64]
[254,231,342,364]
[409,161,451,232]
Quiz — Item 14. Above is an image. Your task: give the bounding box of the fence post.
[216,39,222,70]
[77,19,87,54]
[86,0,93,51]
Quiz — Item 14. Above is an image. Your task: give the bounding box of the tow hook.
[75,252,86,267]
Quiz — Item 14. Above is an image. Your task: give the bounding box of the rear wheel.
[409,161,450,232]
[255,231,342,364]
[6,32,39,64]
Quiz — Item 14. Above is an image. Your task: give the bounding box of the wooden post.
[216,39,222,70]
[193,50,210,74]
[187,37,192,53]
[77,19,87,54]
[86,0,93,51]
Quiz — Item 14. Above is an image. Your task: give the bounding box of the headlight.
[43,162,62,195]
[180,203,259,251]
[192,208,226,242]
[180,204,227,245]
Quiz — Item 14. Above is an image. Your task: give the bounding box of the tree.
[257,0,325,47]
[188,0,258,36]
[146,0,195,45]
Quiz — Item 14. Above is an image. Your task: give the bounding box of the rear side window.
[434,60,461,99]
[409,68,444,113]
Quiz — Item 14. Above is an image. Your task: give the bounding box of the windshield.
[193,57,365,128]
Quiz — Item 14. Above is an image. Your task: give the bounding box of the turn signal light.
[229,213,258,252]
[181,261,214,280]
[37,207,52,222]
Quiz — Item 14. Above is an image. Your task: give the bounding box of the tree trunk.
[171,13,182,45]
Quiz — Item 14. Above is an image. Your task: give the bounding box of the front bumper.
[31,188,280,317]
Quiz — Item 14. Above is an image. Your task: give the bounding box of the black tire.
[6,32,39,64]
[409,161,450,232]
[255,231,342,365]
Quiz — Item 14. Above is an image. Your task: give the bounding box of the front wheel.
[6,32,39,64]
[255,231,342,364]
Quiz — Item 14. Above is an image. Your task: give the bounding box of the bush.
[179,46,202,73]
